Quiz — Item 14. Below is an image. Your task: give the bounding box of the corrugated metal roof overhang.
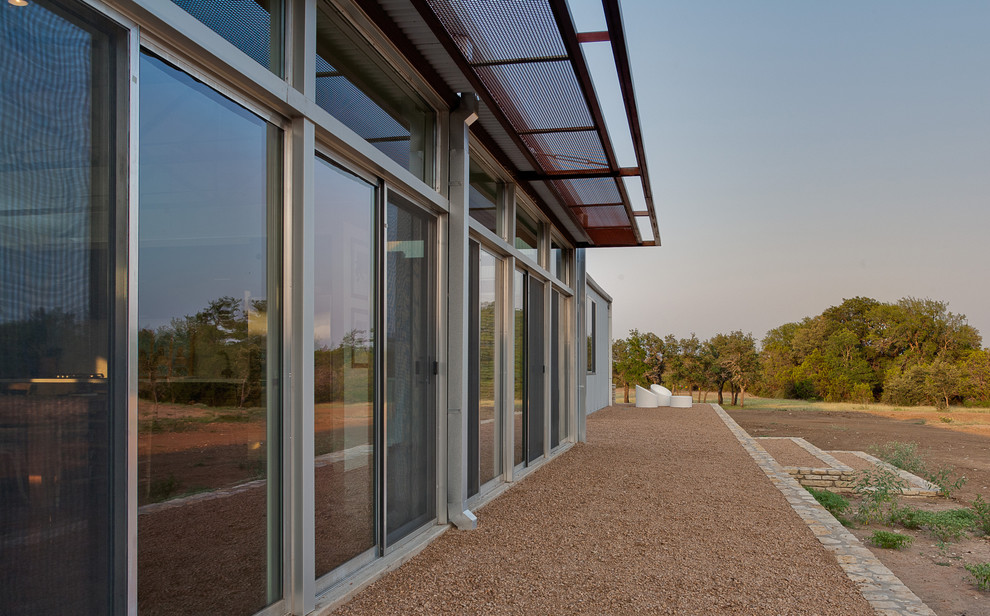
[364,0,659,248]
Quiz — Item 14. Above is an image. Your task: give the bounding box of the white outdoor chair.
[670,395,693,408]
[635,385,659,408]
[650,384,672,406]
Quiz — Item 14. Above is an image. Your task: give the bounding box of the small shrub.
[965,562,990,591]
[973,495,990,536]
[926,467,967,498]
[889,505,928,529]
[868,440,966,497]
[890,506,976,542]
[806,487,850,516]
[939,416,953,423]
[869,530,912,550]
[924,509,976,542]
[869,441,926,475]
[854,466,906,524]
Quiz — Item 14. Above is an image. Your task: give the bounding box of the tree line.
[613,296,990,409]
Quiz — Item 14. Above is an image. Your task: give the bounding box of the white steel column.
[445,93,479,530]
[543,277,552,457]
[286,117,315,616]
[502,186,517,483]
[575,248,588,443]
[286,0,316,611]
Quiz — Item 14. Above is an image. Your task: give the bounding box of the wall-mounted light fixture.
[9,0,30,6]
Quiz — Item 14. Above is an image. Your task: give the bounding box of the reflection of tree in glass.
[0,308,89,378]
[478,301,496,407]
[137,296,268,410]
[314,328,372,404]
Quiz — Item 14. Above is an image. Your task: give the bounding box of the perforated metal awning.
[367,0,659,248]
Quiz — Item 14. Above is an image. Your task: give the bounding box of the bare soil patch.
[728,406,990,501]
[845,500,990,616]
[729,404,990,615]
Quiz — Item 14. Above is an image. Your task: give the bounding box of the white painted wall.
[585,276,612,414]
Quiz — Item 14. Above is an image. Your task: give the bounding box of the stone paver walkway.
[713,404,936,615]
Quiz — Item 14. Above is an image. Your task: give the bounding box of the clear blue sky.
[575,1,990,344]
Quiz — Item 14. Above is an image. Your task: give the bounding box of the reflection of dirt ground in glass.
[1,397,110,613]
[137,401,270,615]
[314,402,374,577]
[315,459,374,575]
[479,404,496,484]
[514,407,524,465]
[139,486,267,616]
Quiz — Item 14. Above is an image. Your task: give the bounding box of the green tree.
[611,330,664,403]
[926,358,963,409]
[962,349,990,403]
[709,331,758,406]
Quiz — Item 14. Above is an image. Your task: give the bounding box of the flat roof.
[370,0,659,248]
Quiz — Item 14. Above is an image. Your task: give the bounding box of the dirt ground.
[729,405,990,615]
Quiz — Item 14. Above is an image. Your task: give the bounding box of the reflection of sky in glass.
[171,0,277,73]
[479,249,497,300]
[314,157,375,349]
[1,7,93,323]
[139,54,268,330]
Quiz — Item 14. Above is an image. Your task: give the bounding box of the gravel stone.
[332,405,875,615]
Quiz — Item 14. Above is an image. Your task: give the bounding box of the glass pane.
[469,245,500,497]
[526,277,544,464]
[138,53,281,615]
[512,270,525,467]
[314,157,376,577]
[550,239,566,283]
[1,4,118,612]
[316,5,435,185]
[171,0,284,76]
[467,243,479,497]
[515,208,538,263]
[477,250,500,485]
[551,291,560,449]
[385,193,436,545]
[586,298,596,373]
[468,159,500,235]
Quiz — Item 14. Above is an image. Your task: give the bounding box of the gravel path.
[757,437,830,468]
[831,451,876,471]
[332,404,875,615]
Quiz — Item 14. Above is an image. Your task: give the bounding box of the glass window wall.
[170,0,284,76]
[1,3,123,612]
[315,4,435,185]
[137,53,282,615]
[586,297,596,373]
[468,243,501,497]
[512,270,525,467]
[526,277,545,463]
[550,238,567,284]
[514,208,539,263]
[551,291,561,449]
[313,157,376,578]
[385,192,437,546]
[468,159,501,236]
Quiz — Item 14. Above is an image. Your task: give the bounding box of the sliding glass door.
[526,277,545,464]
[550,289,569,449]
[468,243,501,497]
[138,52,282,615]
[313,157,376,578]
[1,3,125,612]
[385,192,437,546]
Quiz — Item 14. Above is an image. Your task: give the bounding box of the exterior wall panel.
[585,276,612,414]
